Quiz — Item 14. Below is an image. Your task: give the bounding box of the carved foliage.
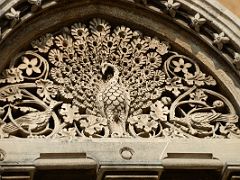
[0,18,239,139]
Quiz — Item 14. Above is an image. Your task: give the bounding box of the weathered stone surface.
[0,0,239,179]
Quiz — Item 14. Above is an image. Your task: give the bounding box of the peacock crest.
[0,18,239,138]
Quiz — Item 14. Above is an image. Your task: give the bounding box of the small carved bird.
[176,107,238,136]
[97,63,130,137]
[1,101,61,136]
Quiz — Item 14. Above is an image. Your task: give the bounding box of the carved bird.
[175,107,238,136]
[41,19,168,137]
[1,102,60,136]
[97,63,130,137]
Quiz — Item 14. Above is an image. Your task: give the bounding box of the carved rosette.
[0,18,239,139]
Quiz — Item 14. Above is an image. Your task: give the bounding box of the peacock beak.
[101,66,107,75]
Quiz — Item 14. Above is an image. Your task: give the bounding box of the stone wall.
[219,0,240,17]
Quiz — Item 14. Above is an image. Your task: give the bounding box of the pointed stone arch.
[0,0,240,179]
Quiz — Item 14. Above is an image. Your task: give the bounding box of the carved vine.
[0,18,239,139]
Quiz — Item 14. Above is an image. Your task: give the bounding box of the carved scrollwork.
[0,18,239,139]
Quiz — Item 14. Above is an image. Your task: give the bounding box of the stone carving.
[5,8,20,27]
[233,53,240,70]
[0,0,240,74]
[0,18,239,139]
[213,32,230,50]
[163,0,181,17]
[190,13,206,32]
[120,147,134,160]
[97,63,130,137]
[0,149,6,161]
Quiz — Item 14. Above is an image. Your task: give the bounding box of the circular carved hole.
[145,70,149,75]
[83,58,88,63]
[69,54,73,59]
[119,31,126,38]
[93,41,97,46]
[136,44,142,50]
[122,48,127,53]
[135,58,140,64]
[97,25,104,32]
[108,41,113,47]
[54,55,59,60]
[79,44,84,50]
[150,58,155,63]
[62,40,68,47]
[123,62,128,67]
[77,29,83,36]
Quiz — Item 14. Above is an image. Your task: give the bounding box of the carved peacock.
[2,18,237,139]
[32,18,169,137]
[97,62,130,137]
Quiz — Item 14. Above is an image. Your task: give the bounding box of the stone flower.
[156,42,169,55]
[0,86,22,102]
[190,89,208,102]
[146,52,162,69]
[141,67,154,80]
[213,32,230,50]
[172,58,192,74]
[50,67,65,84]
[61,64,73,76]
[233,53,240,70]
[163,0,181,17]
[71,23,89,40]
[128,115,159,133]
[153,70,165,87]
[59,103,81,124]
[0,68,24,84]
[132,38,148,54]
[5,8,20,21]
[131,67,141,78]
[48,49,63,67]
[165,77,185,96]
[59,86,73,100]
[54,127,77,139]
[74,40,88,55]
[184,71,216,86]
[90,18,111,37]
[118,43,133,58]
[113,26,133,43]
[55,34,73,50]
[80,116,107,136]
[150,101,169,122]
[18,57,41,76]
[36,79,58,103]
[190,13,206,32]
[132,55,146,68]
[31,33,53,53]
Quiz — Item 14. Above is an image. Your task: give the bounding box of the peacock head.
[101,62,114,75]
[101,62,119,77]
